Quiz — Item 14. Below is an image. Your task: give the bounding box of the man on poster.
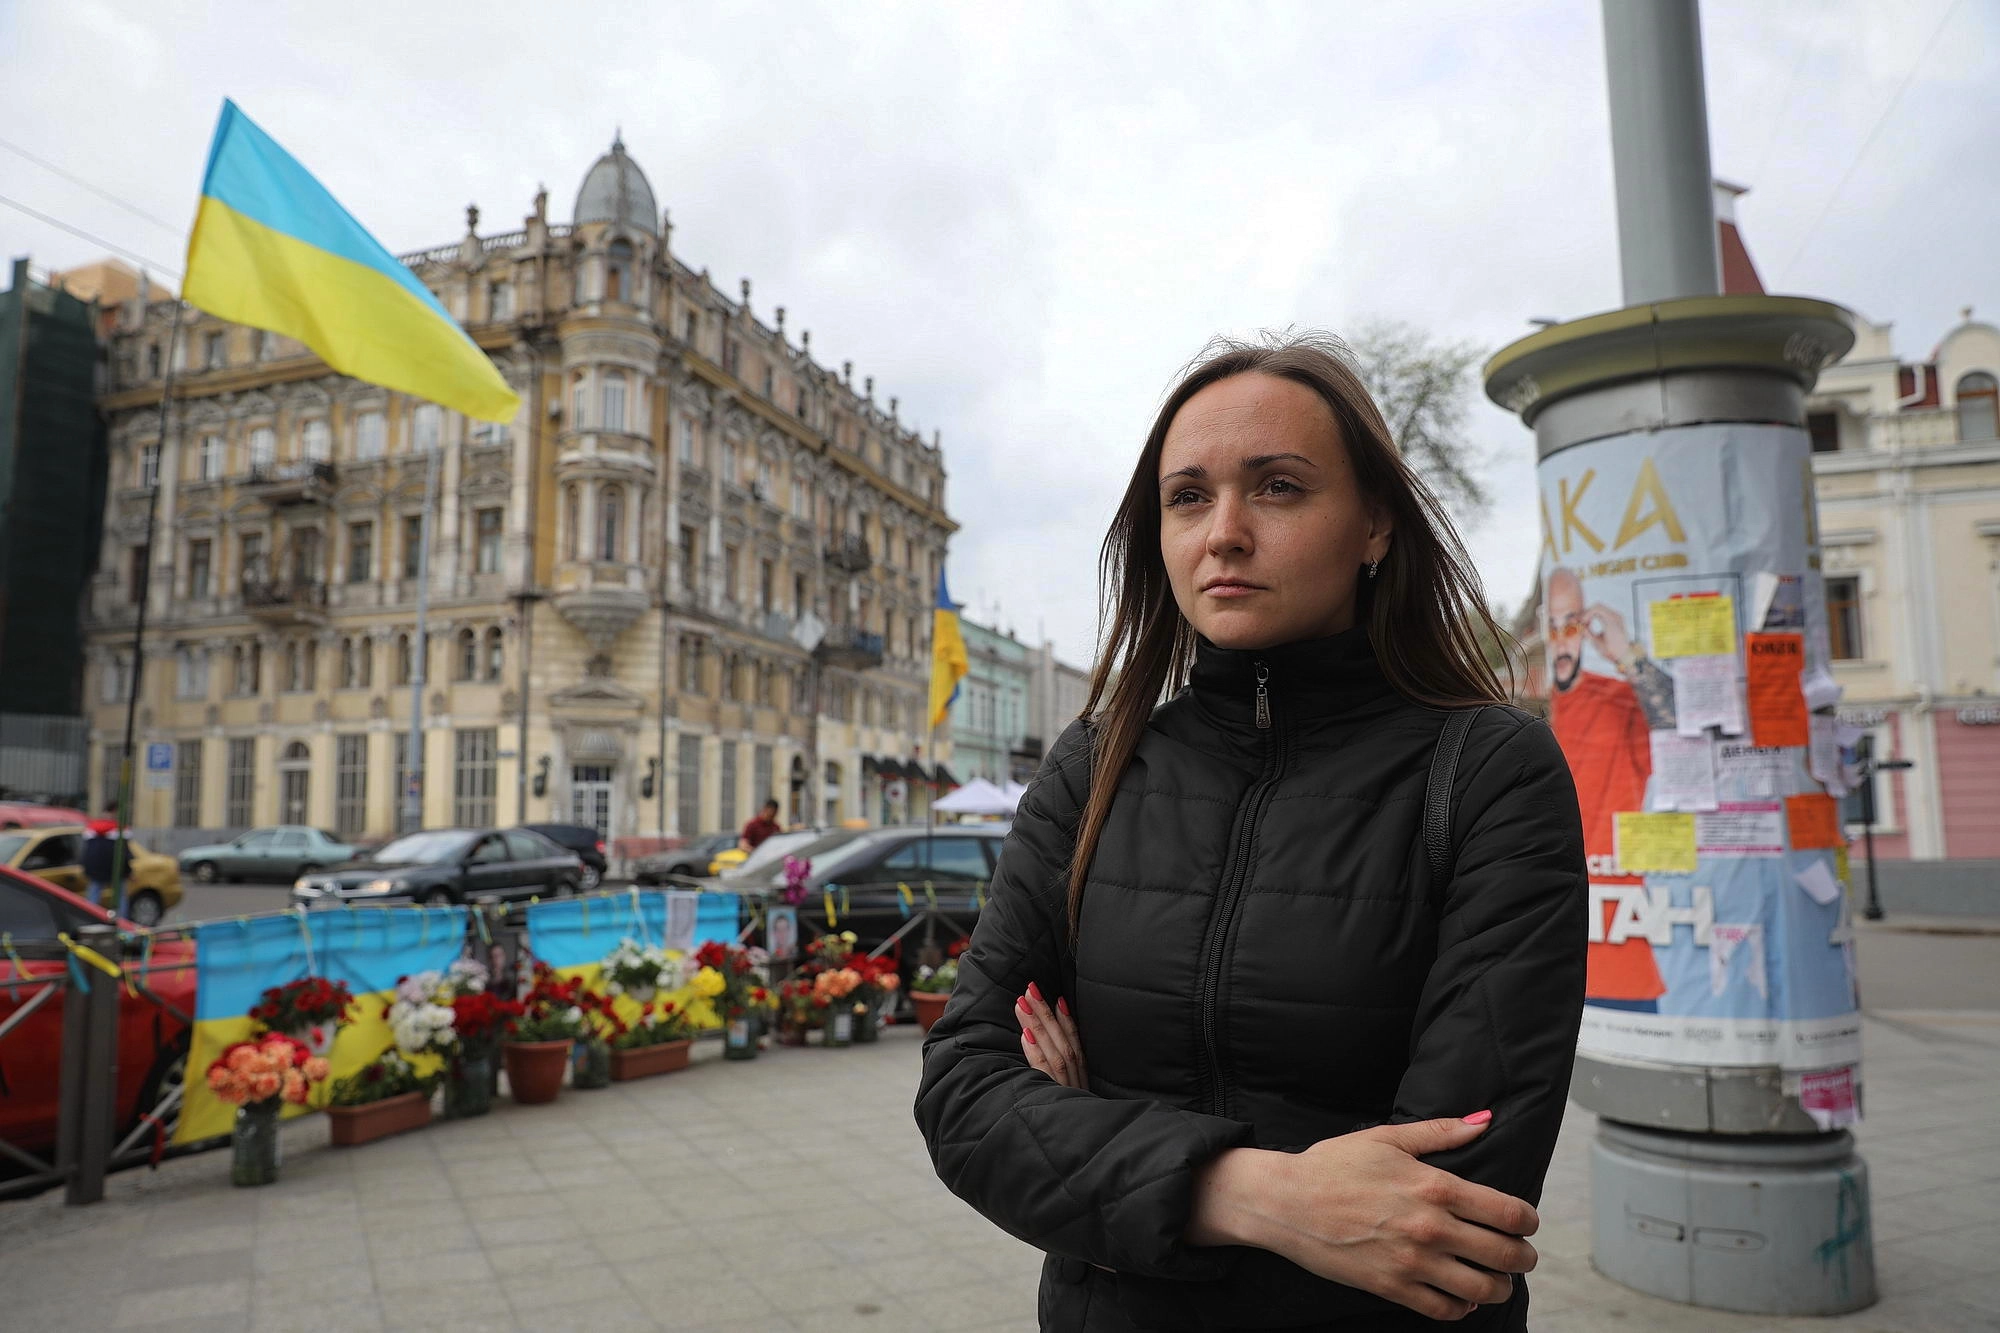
[1545,566,1677,1012]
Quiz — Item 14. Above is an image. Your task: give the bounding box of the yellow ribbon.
[976,879,987,911]
[1,932,27,998]
[57,931,125,982]
[923,880,937,909]
[897,882,914,917]
[823,889,838,928]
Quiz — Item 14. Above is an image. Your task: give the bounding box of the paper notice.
[1801,664,1842,711]
[1787,792,1843,850]
[1749,571,1780,632]
[1795,858,1842,906]
[1614,811,1698,874]
[1649,731,1720,812]
[1710,923,1768,999]
[1795,1066,1861,1130]
[1808,715,1846,793]
[1674,654,1747,737]
[1650,593,1738,659]
[1746,632,1809,747]
[1696,801,1786,855]
[663,890,699,952]
[1716,740,1793,796]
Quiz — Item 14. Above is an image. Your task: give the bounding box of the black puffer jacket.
[916,629,1586,1331]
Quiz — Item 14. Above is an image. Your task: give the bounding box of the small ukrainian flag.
[929,566,969,731]
[183,99,520,423]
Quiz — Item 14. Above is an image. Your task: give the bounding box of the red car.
[0,801,89,830]
[0,864,196,1169]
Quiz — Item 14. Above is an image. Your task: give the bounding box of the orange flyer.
[1745,632,1809,748]
[1786,793,1843,850]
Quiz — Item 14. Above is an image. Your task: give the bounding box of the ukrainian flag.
[522,890,741,1029]
[929,567,969,730]
[183,99,520,423]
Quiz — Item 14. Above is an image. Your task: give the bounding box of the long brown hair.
[1066,331,1511,938]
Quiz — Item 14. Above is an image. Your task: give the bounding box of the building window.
[402,515,423,578]
[680,526,698,590]
[723,544,740,602]
[606,240,633,303]
[188,539,212,600]
[127,544,149,604]
[248,426,276,473]
[475,508,502,574]
[204,331,226,368]
[796,386,808,418]
[289,526,322,586]
[759,559,774,614]
[230,643,255,696]
[412,404,440,454]
[175,647,209,700]
[601,371,628,432]
[718,740,738,833]
[197,432,222,480]
[564,485,582,561]
[335,735,367,839]
[453,729,498,827]
[721,438,738,485]
[174,740,203,828]
[226,738,255,826]
[395,633,414,685]
[683,311,698,346]
[680,636,706,693]
[301,418,331,463]
[795,573,808,617]
[484,627,504,682]
[723,654,742,702]
[283,639,317,692]
[570,372,589,429]
[1826,576,1863,660]
[354,411,385,460]
[240,531,265,587]
[347,521,373,583]
[392,732,415,820]
[1957,372,1999,442]
[488,280,512,321]
[791,667,811,714]
[146,343,161,378]
[676,733,701,835]
[457,628,478,681]
[138,443,160,489]
[756,661,775,707]
[722,339,740,377]
[791,477,807,519]
[678,418,697,465]
[753,746,773,810]
[599,485,624,562]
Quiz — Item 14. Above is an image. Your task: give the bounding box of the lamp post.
[1859,758,1914,922]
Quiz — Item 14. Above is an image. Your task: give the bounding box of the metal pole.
[805,656,822,826]
[1862,820,1882,921]
[1601,0,1722,304]
[110,299,185,916]
[65,924,122,1205]
[514,591,537,823]
[402,438,439,832]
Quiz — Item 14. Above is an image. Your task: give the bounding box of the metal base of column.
[1591,1119,1876,1316]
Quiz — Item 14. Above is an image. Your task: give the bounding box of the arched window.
[606,241,633,303]
[456,628,478,681]
[570,371,589,429]
[484,627,504,682]
[564,484,581,561]
[278,742,311,824]
[395,633,413,685]
[301,418,330,463]
[1957,372,1998,442]
[601,371,628,432]
[249,426,276,473]
[598,485,624,562]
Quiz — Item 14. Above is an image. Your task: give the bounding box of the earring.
[1367,560,1379,580]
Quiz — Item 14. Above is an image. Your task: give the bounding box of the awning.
[875,758,908,780]
[861,755,881,776]
[931,763,958,788]
[902,760,932,784]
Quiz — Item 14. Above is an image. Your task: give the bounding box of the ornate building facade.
[85,138,956,844]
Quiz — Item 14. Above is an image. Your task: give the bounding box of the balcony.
[813,625,884,672]
[242,576,328,626]
[245,460,337,506]
[757,610,793,643]
[824,533,872,575]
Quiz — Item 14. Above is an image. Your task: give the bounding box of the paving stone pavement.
[2,1010,1996,1332]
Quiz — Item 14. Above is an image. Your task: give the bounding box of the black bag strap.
[1424,707,1484,894]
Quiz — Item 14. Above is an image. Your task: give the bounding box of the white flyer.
[1802,665,1842,711]
[1794,858,1842,907]
[1710,923,1768,999]
[1649,730,1720,812]
[1697,801,1786,855]
[1716,741,1793,796]
[1808,715,1847,794]
[1673,654,1747,737]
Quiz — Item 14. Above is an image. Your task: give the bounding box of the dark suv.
[772,824,1009,973]
[517,823,608,891]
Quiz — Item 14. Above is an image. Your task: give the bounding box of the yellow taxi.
[708,845,749,876]
[0,825,183,927]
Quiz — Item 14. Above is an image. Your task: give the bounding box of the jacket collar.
[1187,626,1395,725]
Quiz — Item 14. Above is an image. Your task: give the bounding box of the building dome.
[573,133,658,234]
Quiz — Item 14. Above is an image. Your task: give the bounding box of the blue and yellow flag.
[929,567,969,730]
[183,99,520,423]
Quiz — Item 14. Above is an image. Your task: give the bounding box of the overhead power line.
[0,191,183,279]
[0,137,187,238]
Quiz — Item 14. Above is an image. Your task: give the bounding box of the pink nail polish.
[1023,1029,1037,1044]
[1028,981,1043,1002]
[1057,997,1071,1017]
[1463,1110,1493,1125]
[1017,996,1031,1014]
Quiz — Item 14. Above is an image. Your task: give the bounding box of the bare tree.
[1343,319,1492,522]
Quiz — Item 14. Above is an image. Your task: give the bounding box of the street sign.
[144,742,174,790]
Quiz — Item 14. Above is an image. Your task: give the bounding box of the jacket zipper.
[1198,659,1285,1117]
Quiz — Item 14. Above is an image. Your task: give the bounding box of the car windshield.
[726,829,830,879]
[0,833,29,862]
[808,833,903,881]
[367,831,474,866]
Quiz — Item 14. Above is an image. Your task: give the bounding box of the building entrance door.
[571,764,614,839]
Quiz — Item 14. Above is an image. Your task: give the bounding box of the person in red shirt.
[740,799,783,851]
[1545,567,1676,1010]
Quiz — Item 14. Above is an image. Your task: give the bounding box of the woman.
[915,333,1586,1331]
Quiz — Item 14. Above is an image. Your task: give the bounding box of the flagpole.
[109,296,186,919]
[402,437,438,833]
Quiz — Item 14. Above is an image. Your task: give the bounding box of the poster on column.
[1538,423,1860,1073]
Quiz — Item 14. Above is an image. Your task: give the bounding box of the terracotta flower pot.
[610,1039,692,1081]
[328,1090,432,1147]
[503,1039,574,1104]
[912,990,950,1032]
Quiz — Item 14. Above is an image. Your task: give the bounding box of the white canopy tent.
[931,777,1018,816]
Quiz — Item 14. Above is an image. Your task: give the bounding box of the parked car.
[0,864,197,1168]
[179,826,358,884]
[0,801,89,829]
[516,823,608,891]
[0,826,183,927]
[290,827,582,909]
[632,831,742,884]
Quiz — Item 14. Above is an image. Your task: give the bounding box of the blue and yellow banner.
[184,99,520,423]
[524,890,741,1028]
[929,567,969,731]
[175,905,469,1144]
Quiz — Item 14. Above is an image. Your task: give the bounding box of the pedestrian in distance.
[916,331,1588,1331]
[740,798,784,851]
[81,802,131,918]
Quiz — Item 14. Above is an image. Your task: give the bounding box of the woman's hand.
[1187,1115,1539,1323]
[1015,982,1086,1089]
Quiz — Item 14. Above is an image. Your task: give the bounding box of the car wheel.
[133,1033,190,1145]
[191,861,218,883]
[127,891,164,928]
[577,864,601,892]
[422,887,455,907]
[554,878,578,898]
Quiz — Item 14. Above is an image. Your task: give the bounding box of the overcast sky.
[4,0,1994,667]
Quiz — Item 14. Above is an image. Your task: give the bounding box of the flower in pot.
[814,968,863,1046]
[909,959,958,1032]
[572,990,625,1090]
[504,964,588,1104]
[609,1000,695,1080]
[248,976,356,1057]
[692,941,771,1060]
[205,1032,330,1186]
[601,937,680,1005]
[849,955,900,1042]
[327,1049,440,1146]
